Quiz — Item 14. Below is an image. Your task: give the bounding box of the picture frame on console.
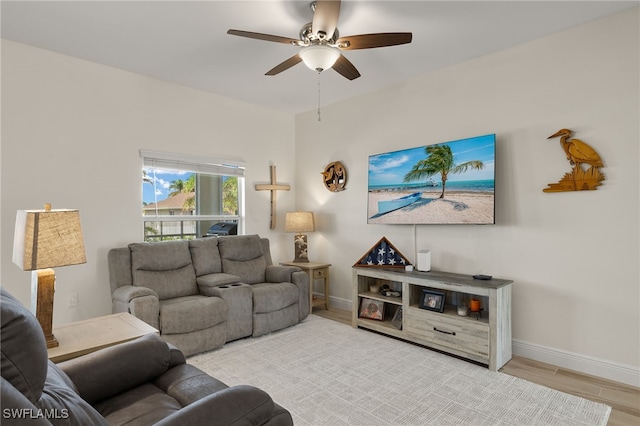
[359,298,384,321]
[419,289,445,313]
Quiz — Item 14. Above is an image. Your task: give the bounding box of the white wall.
[1,40,296,323]
[294,9,639,385]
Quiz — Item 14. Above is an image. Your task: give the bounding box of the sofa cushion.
[189,238,222,276]
[94,383,182,425]
[0,288,48,405]
[130,241,198,300]
[107,247,133,291]
[218,235,267,284]
[154,364,228,406]
[251,283,299,313]
[159,296,228,335]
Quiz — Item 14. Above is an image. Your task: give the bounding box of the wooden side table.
[281,261,331,311]
[47,313,158,363]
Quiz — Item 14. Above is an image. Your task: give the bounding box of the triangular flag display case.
[354,237,412,268]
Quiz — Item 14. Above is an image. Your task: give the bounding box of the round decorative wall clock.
[321,161,347,192]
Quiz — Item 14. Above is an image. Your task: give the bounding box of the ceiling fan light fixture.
[300,45,340,72]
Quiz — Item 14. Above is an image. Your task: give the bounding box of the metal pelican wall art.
[543,128,605,192]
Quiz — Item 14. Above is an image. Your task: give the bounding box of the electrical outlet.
[68,293,79,308]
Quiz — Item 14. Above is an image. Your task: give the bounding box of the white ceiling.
[1,1,636,114]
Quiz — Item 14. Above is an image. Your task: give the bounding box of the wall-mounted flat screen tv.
[368,134,496,225]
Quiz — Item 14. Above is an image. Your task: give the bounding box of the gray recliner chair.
[0,287,293,426]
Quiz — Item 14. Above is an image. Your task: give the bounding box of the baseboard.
[324,295,352,312]
[513,339,640,388]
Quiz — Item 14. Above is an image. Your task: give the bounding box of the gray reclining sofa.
[0,287,293,426]
[108,234,310,356]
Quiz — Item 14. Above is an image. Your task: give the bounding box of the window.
[140,150,245,241]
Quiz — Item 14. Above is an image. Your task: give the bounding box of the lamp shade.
[299,45,340,72]
[285,211,315,233]
[13,207,86,271]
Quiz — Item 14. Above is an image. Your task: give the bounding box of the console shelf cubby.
[352,267,513,371]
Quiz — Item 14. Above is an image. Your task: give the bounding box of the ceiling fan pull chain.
[317,71,322,122]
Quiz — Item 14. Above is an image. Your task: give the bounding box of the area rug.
[188,315,611,426]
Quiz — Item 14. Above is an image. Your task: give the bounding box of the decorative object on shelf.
[321,161,347,192]
[419,289,445,313]
[417,250,431,272]
[469,298,481,312]
[12,204,87,348]
[391,306,403,330]
[544,128,605,192]
[285,211,315,262]
[353,236,412,268]
[456,293,468,316]
[255,164,290,229]
[380,284,401,297]
[358,297,384,321]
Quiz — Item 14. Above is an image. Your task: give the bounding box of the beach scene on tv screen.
[368,134,495,224]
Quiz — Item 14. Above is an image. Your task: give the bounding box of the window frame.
[140,149,245,240]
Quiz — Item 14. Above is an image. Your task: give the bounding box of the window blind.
[140,149,245,177]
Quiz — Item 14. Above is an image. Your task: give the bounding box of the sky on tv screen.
[368,134,495,189]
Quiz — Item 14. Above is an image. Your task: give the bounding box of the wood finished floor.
[312,307,640,426]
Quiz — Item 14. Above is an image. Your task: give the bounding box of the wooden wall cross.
[255,165,290,229]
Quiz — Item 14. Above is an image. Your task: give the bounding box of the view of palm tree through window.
[143,168,240,241]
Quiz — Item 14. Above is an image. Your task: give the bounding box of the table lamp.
[285,211,315,263]
[12,204,86,348]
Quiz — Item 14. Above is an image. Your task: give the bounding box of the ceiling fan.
[227,0,412,80]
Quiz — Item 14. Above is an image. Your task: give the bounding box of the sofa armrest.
[265,266,310,320]
[265,265,299,283]
[154,385,278,426]
[59,333,174,404]
[290,270,310,320]
[112,285,160,329]
[266,266,310,320]
[167,343,187,367]
[112,284,157,303]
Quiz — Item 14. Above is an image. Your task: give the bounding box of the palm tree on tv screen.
[403,144,484,199]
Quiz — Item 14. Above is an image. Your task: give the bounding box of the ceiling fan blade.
[312,0,341,40]
[332,54,360,80]
[227,29,299,45]
[336,32,413,50]
[265,54,303,76]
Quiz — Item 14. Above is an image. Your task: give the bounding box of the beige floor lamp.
[12,204,86,348]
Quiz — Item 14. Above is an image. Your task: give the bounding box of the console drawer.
[405,307,489,359]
